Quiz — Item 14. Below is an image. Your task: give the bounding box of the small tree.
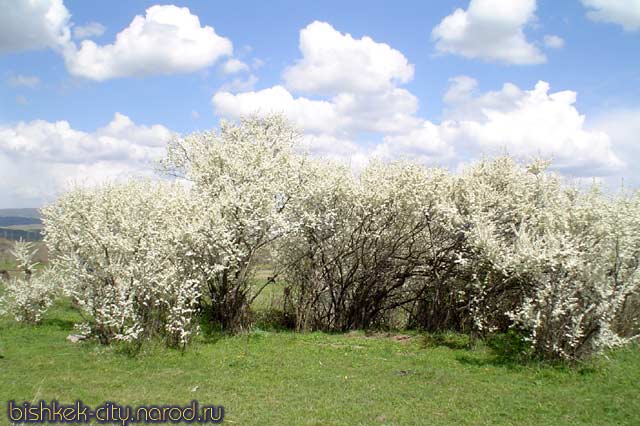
[160,115,308,331]
[456,157,640,360]
[43,181,200,347]
[0,241,56,324]
[278,160,466,331]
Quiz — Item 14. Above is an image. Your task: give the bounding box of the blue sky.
[1,0,639,207]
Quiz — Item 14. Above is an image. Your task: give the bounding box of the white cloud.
[8,75,41,89]
[213,86,340,134]
[221,58,249,74]
[432,0,546,65]
[213,85,422,138]
[0,112,170,163]
[350,80,624,174]
[16,95,28,106]
[73,22,106,39]
[376,122,456,164]
[443,75,478,104]
[0,113,173,207]
[301,134,360,158]
[582,0,640,31]
[332,89,422,134]
[442,81,624,175]
[217,74,258,93]
[283,21,414,95]
[544,34,565,49]
[212,21,621,178]
[0,0,70,53]
[63,5,233,80]
[443,78,525,121]
[214,21,420,143]
[589,108,640,184]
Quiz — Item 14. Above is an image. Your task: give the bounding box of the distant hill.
[0,209,43,241]
[0,208,41,219]
[0,216,41,227]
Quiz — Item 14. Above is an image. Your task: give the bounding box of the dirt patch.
[345,331,414,344]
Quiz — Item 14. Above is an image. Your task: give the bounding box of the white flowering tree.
[277,160,466,331]
[456,157,640,360]
[42,181,200,347]
[37,112,640,360]
[0,241,56,324]
[160,115,308,331]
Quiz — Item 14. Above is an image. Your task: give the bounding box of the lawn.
[1,299,639,426]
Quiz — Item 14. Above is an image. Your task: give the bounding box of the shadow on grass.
[41,317,76,330]
[452,330,545,369]
[421,331,472,350]
[452,331,602,374]
[455,352,601,376]
[250,307,296,332]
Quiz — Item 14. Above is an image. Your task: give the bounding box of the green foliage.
[486,330,535,363]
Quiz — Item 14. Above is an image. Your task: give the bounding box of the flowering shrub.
[42,181,200,347]
[0,241,56,324]
[39,114,640,360]
[455,158,640,360]
[278,160,466,331]
[160,115,308,331]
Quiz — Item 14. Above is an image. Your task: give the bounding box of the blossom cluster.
[33,115,639,360]
[0,241,57,324]
[42,181,201,346]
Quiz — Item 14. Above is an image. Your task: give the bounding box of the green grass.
[1,224,43,231]
[0,260,14,271]
[1,301,639,425]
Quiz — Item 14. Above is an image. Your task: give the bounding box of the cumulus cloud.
[375,122,456,164]
[582,0,640,31]
[212,21,622,175]
[544,35,565,49]
[213,21,420,150]
[0,0,70,53]
[589,108,640,184]
[442,80,623,175]
[0,113,173,207]
[301,134,360,158]
[221,58,249,74]
[63,5,233,80]
[217,74,258,93]
[72,22,106,40]
[8,75,41,89]
[432,0,546,64]
[213,85,422,137]
[373,80,624,175]
[332,89,421,135]
[443,77,525,121]
[213,86,340,134]
[283,21,414,95]
[443,75,478,104]
[1,2,243,80]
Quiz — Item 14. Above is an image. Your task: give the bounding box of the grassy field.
[0,238,47,273]
[0,224,43,231]
[1,297,639,426]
